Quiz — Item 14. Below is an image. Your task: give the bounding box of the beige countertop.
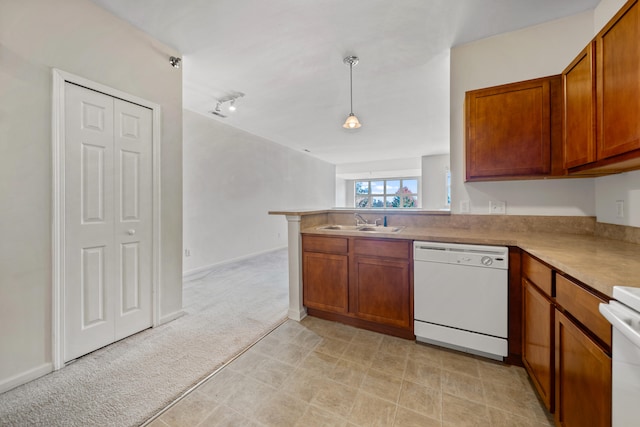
[302,225,640,299]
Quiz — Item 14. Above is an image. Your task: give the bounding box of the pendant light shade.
[343,56,361,129]
[343,113,361,129]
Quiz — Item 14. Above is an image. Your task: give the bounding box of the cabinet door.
[352,256,411,329]
[555,310,612,427]
[597,0,640,161]
[303,252,349,314]
[522,278,554,411]
[563,42,596,169]
[465,76,559,181]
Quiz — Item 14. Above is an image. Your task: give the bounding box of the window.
[355,178,419,208]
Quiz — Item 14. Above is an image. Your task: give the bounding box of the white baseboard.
[182,246,288,281]
[159,310,186,325]
[0,362,53,394]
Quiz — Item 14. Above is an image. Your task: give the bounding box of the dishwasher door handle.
[599,301,640,348]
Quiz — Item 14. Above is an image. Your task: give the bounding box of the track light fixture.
[169,56,182,69]
[209,93,245,118]
[343,56,361,129]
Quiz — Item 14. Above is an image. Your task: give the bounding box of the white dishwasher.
[599,286,640,427]
[414,241,509,360]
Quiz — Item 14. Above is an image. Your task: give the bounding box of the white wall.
[422,154,450,210]
[595,170,640,227]
[0,0,183,390]
[593,0,640,227]
[450,11,597,215]
[182,110,335,274]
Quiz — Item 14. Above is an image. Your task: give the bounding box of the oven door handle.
[599,301,640,348]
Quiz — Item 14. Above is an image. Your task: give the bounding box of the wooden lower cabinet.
[302,251,348,314]
[554,310,612,427]
[352,256,411,329]
[302,234,413,338]
[522,278,554,411]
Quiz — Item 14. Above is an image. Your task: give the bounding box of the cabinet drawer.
[303,235,348,254]
[522,253,552,297]
[354,238,410,259]
[556,274,611,347]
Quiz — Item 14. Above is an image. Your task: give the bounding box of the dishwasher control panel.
[414,241,508,270]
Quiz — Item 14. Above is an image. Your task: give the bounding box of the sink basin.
[316,225,404,233]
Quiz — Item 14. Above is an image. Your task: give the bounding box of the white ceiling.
[90,0,598,165]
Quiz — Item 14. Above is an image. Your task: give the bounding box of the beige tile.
[276,341,314,366]
[295,405,349,427]
[300,316,337,337]
[442,392,490,426]
[197,368,247,403]
[269,320,306,342]
[397,380,442,420]
[351,329,384,348]
[250,357,294,387]
[328,358,369,388]
[378,335,413,359]
[158,390,218,426]
[348,391,397,427]
[227,350,267,375]
[409,343,445,367]
[487,406,554,427]
[483,380,550,423]
[441,371,485,404]
[360,368,403,403]
[199,404,262,427]
[299,351,339,376]
[315,337,350,358]
[254,392,308,427]
[224,377,277,417]
[281,368,323,402]
[296,328,324,348]
[311,379,359,418]
[440,351,480,378]
[252,333,283,356]
[393,408,442,427]
[403,360,442,389]
[477,359,529,389]
[342,342,378,364]
[369,351,407,379]
[329,322,359,343]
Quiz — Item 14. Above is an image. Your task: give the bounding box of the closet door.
[113,98,153,341]
[64,83,152,361]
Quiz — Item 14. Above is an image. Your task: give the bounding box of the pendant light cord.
[349,62,354,114]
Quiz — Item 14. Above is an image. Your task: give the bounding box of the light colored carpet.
[0,248,289,427]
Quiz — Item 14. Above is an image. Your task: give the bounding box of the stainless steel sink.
[316,225,404,233]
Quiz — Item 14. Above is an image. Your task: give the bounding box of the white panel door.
[64,83,152,361]
[113,98,153,340]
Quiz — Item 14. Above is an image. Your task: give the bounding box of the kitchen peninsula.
[271,209,640,307]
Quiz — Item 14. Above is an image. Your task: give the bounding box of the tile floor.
[148,317,554,427]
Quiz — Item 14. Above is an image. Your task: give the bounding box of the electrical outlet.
[460,200,470,213]
[490,201,506,215]
[184,249,191,257]
[616,200,624,218]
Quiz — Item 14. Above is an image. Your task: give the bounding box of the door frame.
[51,69,162,370]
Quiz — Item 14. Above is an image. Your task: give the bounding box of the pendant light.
[343,56,362,129]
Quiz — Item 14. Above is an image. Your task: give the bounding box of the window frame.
[354,177,420,208]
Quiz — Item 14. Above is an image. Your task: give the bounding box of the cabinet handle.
[127,229,136,236]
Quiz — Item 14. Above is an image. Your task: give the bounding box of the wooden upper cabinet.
[567,0,640,175]
[597,0,640,161]
[465,75,563,181]
[563,42,596,170]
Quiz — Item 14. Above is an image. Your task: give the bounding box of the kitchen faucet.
[354,213,369,226]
